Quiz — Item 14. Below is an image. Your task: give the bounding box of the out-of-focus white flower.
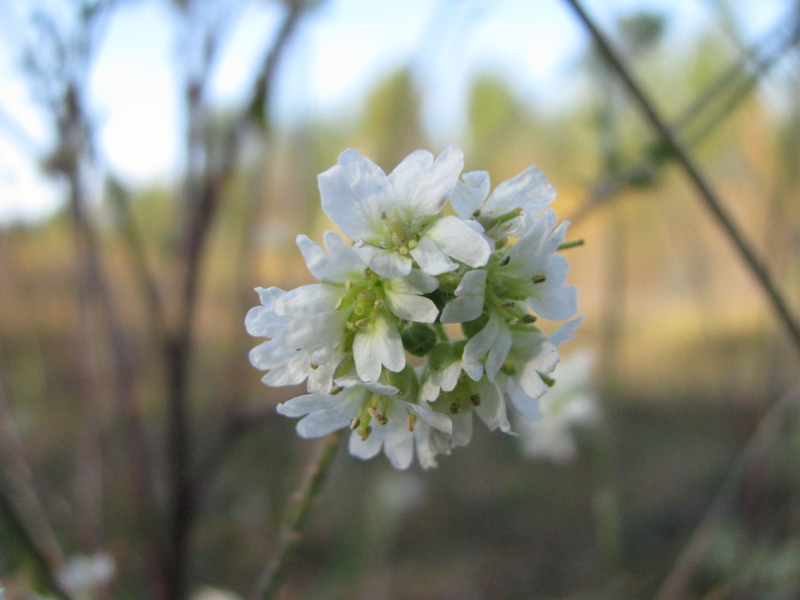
[58,553,115,596]
[248,147,582,469]
[191,588,243,600]
[516,351,601,464]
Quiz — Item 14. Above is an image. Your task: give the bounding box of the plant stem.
[252,430,343,600]
[562,0,800,357]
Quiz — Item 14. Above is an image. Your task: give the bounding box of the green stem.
[557,239,585,251]
[253,430,343,599]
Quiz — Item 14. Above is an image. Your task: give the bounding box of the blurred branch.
[653,379,800,599]
[30,1,167,594]
[251,431,343,600]
[0,385,74,600]
[164,2,319,596]
[571,7,800,223]
[563,0,800,357]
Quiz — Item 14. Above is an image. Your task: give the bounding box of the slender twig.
[165,3,316,594]
[251,431,343,600]
[571,7,800,223]
[0,479,73,600]
[0,386,73,600]
[562,0,800,357]
[653,380,800,599]
[192,0,319,507]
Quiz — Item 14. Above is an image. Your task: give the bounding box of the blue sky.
[0,0,789,223]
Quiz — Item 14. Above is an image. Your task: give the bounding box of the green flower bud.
[401,323,438,357]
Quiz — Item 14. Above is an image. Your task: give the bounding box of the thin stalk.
[562,0,800,357]
[653,380,800,599]
[252,431,343,600]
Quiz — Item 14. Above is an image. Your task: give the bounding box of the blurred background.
[1,0,800,598]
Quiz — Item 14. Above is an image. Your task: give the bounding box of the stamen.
[398,246,409,255]
[373,299,384,311]
[330,385,343,395]
[407,413,416,432]
[334,297,344,310]
[521,314,537,324]
[449,402,461,414]
[380,210,388,220]
[531,273,547,284]
[355,318,371,328]
[469,394,481,407]
[499,255,511,267]
[360,426,372,441]
[407,239,418,250]
[349,416,361,430]
[502,301,515,308]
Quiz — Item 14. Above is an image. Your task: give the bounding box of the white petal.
[402,268,439,294]
[296,233,364,283]
[472,378,511,432]
[484,165,555,217]
[406,401,452,433]
[454,269,488,296]
[528,285,578,321]
[463,313,501,380]
[505,376,542,420]
[245,287,289,337]
[261,354,312,387]
[249,339,296,370]
[485,321,513,380]
[275,284,339,316]
[353,312,405,382]
[425,215,491,268]
[296,405,353,438]
[410,234,458,275]
[450,171,490,219]
[548,316,584,348]
[281,311,346,349]
[390,145,464,220]
[318,149,395,241]
[449,411,473,447]
[349,428,382,459]
[276,393,333,417]
[353,244,412,278]
[384,291,438,323]
[438,359,463,392]
[441,296,484,324]
[382,418,415,469]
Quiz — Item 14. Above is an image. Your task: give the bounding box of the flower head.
[247,147,582,469]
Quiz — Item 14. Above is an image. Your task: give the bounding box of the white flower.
[247,147,583,470]
[318,146,491,278]
[450,165,556,240]
[59,553,115,595]
[517,351,600,464]
[249,232,441,386]
[246,286,326,390]
[278,376,452,469]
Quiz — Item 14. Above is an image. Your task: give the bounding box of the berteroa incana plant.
[246,146,582,469]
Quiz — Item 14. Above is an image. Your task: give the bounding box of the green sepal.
[461,311,489,339]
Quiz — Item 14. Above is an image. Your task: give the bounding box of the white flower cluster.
[246,146,582,469]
